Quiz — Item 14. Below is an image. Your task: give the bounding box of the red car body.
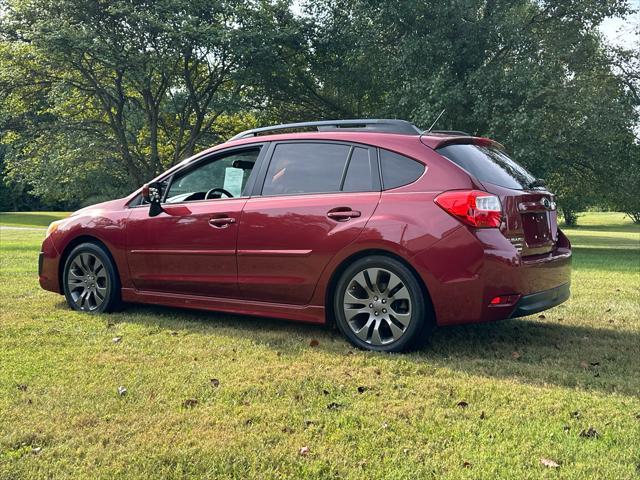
[39,129,571,327]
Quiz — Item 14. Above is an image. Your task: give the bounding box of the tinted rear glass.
[380,149,425,189]
[437,144,536,190]
[342,147,373,192]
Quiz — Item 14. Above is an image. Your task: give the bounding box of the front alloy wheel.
[63,243,120,313]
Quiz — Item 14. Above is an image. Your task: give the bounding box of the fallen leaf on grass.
[456,401,469,408]
[563,425,570,432]
[304,419,316,427]
[327,402,341,410]
[540,457,560,468]
[480,411,486,420]
[570,410,581,419]
[462,461,472,468]
[112,336,122,344]
[210,378,220,388]
[182,398,198,408]
[309,339,319,347]
[299,446,309,456]
[579,361,589,369]
[17,384,27,392]
[511,351,521,360]
[117,386,127,396]
[579,426,600,438]
[31,447,42,455]
[357,386,368,394]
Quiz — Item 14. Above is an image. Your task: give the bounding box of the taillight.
[434,190,502,228]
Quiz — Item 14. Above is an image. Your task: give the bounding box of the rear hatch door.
[436,141,558,256]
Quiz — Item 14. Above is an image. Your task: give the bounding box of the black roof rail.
[229,119,422,141]
[429,130,471,136]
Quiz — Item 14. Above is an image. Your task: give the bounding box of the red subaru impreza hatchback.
[39,119,571,352]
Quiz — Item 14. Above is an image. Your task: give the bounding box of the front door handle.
[327,209,361,221]
[208,216,236,228]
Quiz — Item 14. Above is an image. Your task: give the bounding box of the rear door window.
[261,142,378,196]
[437,144,536,190]
[342,147,374,192]
[379,149,425,189]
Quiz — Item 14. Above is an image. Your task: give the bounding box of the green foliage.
[0,0,296,204]
[0,0,637,211]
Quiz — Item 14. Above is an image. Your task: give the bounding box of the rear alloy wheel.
[334,255,431,352]
[63,243,120,313]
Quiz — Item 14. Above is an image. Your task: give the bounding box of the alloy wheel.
[342,267,413,346]
[66,252,109,311]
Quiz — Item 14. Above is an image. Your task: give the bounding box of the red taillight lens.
[434,190,502,228]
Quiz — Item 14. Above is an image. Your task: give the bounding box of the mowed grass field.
[0,211,638,479]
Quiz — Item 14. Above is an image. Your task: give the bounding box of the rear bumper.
[509,282,570,318]
[412,226,572,326]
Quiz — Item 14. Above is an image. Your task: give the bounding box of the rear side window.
[342,147,373,192]
[380,149,425,189]
[437,144,536,190]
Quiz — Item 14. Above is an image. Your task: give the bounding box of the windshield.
[437,144,537,190]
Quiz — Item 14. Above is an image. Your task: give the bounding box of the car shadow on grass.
[104,301,640,397]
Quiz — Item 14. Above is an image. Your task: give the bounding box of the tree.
[271,0,637,225]
[0,0,299,203]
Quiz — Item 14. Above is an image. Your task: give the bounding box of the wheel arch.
[324,248,436,328]
[58,235,121,293]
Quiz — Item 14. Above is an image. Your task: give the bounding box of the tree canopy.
[0,0,638,222]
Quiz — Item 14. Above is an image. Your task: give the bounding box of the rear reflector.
[489,295,519,306]
[434,190,502,228]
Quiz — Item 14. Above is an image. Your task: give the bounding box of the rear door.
[437,142,558,256]
[236,141,381,305]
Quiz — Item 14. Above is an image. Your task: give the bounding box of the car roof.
[202,130,475,155]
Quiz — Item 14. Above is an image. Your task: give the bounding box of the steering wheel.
[204,187,234,200]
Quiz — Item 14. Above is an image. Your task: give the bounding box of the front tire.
[63,243,120,313]
[333,255,432,352]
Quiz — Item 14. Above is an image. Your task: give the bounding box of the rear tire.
[333,255,432,352]
[62,243,121,313]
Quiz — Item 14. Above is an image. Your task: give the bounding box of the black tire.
[62,242,121,313]
[333,255,432,352]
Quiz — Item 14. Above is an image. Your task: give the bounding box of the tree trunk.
[563,209,578,226]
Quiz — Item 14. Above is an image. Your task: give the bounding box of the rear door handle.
[327,209,361,221]
[208,216,236,228]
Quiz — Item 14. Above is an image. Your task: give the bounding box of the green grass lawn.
[0,212,69,228]
[1,212,638,479]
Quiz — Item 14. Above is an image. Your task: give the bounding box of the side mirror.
[142,182,165,217]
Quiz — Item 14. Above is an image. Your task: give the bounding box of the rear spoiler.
[421,135,505,151]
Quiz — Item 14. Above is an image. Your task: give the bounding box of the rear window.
[437,144,536,190]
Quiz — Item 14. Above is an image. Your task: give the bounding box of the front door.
[126,146,263,298]
[237,141,381,305]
